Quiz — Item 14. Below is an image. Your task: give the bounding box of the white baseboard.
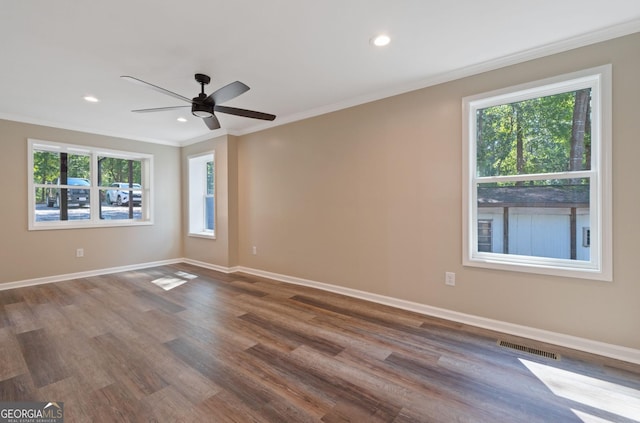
[0,258,183,291]
[229,265,640,366]
[181,258,237,274]
[3,259,639,365]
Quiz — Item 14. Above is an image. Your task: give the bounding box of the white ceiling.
[2,1,639,146]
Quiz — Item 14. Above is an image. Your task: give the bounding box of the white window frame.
[28,139,153,230]
[462,65,612,281]
[188,151,215,239]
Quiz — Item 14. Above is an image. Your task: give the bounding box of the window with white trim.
[28,139,153,230]
[188,152,215,238]
[462,66,612,280]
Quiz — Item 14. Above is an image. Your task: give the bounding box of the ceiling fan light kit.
[121,73,276,130]
[191,103,213,118]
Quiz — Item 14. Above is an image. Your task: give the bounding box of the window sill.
[29,220,153,231]
[464,254,611,282]
[188,232,216,240]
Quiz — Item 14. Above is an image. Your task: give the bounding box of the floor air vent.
[498,340,560,360]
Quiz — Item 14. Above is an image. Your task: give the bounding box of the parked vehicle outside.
[106,182,142,206]
[46,177,90,208]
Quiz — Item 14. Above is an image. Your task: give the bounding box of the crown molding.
[0,113,181,146]
[233,19,640,138]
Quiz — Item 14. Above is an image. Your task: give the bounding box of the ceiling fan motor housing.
[192,96,214,118]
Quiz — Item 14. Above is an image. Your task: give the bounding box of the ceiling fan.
[121,73,276,130]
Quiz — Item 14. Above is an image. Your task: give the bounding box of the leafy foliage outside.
[476,89,591,184]
[32,151,142,203]
[206,160,214,196]
[98,157,142,186]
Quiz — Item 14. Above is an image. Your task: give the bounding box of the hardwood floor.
[1,263,639,422]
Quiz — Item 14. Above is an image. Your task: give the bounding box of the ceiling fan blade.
[121,76,193,104]
[203,115,221,130]
[214,105,276,121]
[205,81,250,105]
[131,105,190,113]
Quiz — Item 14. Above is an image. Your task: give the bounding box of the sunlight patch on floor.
[151,277,187,291]
[572,408,619,423]
[175,271,198,279]
[521,359,640,422]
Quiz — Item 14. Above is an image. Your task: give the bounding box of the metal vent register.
[498,340,560,360]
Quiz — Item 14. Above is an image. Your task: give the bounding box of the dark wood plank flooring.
[1,263,639,422]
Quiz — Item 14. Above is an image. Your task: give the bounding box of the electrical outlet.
[445,272,455,286]
[76,248,84,258]
[252,246,257,255]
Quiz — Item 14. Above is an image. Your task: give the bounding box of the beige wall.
[0,119,182,283]
[181,134,238,268]
[237,33,640,350]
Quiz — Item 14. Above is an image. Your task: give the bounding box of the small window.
[462,65,612,280]
[477,219,493,252]
[29,139,153,230]
[188,152,215,238]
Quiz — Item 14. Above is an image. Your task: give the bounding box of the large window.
[188,152,215,238]
[28,139,153,230]
[462,66,611,280]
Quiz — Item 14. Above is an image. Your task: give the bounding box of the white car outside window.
[106,183,142,206]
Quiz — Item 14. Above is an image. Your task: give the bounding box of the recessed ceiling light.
[177,117,188,123]
[371,34,391,47]
[83,95,99,103]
